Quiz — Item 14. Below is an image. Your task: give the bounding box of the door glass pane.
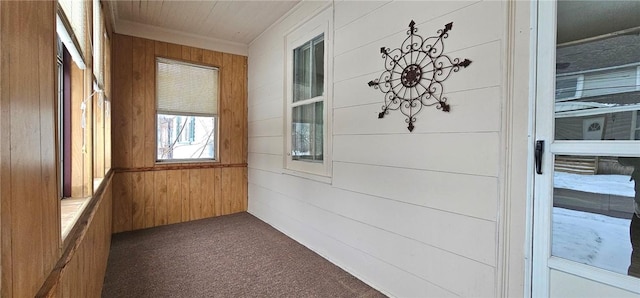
[554,13,640,141]
[291,102,323,162]
[552,155,639,277]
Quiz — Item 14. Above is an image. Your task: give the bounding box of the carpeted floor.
[102,212,386,297]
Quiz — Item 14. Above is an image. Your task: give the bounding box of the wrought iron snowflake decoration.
[368,20,471,132]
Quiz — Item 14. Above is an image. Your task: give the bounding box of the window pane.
[555,76,579,99]
[313,37,324,98]
[293,34,324,102]
[552,155,640,277]
[291,102,323,161]
[157,114,215,160]
[554,33,640,141]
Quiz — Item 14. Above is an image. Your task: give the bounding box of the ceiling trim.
[248,0,329,47]
[116,19,248,56]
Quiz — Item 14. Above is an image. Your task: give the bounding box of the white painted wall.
[247,1,520,296]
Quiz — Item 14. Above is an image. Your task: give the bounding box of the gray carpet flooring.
[102,212,386,297]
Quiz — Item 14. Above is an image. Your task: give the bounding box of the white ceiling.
[107,0,300,55]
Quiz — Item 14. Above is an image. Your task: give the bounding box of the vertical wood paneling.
[37,0,59,277]
[0,2,58,296]
[112,172,132,233]
[230,55,246,164]
[220,53,233,164]
[54,179,113,297]
[221,169,232,215]
[112,34,133,168]
[111,34,248,233]
[231,167,245,213]
[131,37,145,168]
[154,170,167,226]
[189,169,202,220]
[213,168,223,216]
[167,43,181,60]
[180,169,190,221]
[201,168,215,218]
[131,172,145,230]
[144,39,156,167]
[191,48,203,63]
[0,1,12,292]
[143,171,155,228]
[166,170,182,224]
[0,2,62,296]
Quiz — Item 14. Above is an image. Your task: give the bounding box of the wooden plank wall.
[0,1,60,296]
[39,177,113,297]
[111,34,248,233]
[1,1,115,296]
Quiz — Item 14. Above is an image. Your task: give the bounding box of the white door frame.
[530,1,640,296]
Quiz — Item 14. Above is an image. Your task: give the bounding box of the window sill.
[60,197,91,240]
[283,168,332,184]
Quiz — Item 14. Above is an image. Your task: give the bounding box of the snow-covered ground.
[552,207,631,274]
[554,172,635,197]
[552,172,635,275]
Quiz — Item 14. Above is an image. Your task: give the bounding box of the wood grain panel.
[110,34,248,233]
[200,168,215,218]
[221,168,232,215]
[144,39,156,167]
[0,1,12,294]
[167,42,181,60]
[131,172,145,230]
[180,169,190,221]
[143,171,155,228]
[154,170,167,226]
[39,177,114,297]
[166,170,182,224]
[220,53,233,164]
[131,37,146,168]
[112,34,133,168]
[0,2,58,296]
[189,168,202,220]
[37,0,59,277]
[230,55,246,164]
[213,168,223,216]
[112,172,132,233]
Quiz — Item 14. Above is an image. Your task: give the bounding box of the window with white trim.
[285,8,332,177]
[156,58,219,162]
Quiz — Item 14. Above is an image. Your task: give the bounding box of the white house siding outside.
[246,1,517,296]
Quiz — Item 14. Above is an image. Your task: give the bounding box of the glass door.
[533,1,640,296]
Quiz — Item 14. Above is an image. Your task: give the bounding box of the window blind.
[58,0,87,59]
[93,0,104,87]
[157,58,219,116]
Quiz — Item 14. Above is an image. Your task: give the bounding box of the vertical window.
[156,58,219,161]
[285,8,332,177]
[292,34,324,162]
[57,37,72,198]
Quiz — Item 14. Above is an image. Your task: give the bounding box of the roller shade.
[58,0,87,59]
[93,0,104,87]
[157,58,219,116]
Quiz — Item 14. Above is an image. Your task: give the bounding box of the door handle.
[535,140,544,174]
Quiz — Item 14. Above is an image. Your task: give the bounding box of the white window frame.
[284,7,333,179]
[155,58,220,163]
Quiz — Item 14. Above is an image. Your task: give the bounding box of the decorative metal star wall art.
[368,20,472,132]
